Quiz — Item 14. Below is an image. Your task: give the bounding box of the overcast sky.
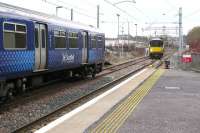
[0,0,200,38]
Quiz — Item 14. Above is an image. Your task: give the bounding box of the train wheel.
[92,65,97,78]
[98,64,103,72]
[92,72,96,78]
[150,54,153,59]
[80,66,88,79]
[6,88,14,100]
[81,70,87,79]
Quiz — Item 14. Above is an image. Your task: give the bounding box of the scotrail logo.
[62,54,75,63]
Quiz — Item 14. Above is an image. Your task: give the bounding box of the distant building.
[105,34,148,48]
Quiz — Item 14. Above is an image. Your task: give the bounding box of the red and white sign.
[182,54,192,63]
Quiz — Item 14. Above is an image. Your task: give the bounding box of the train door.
[34,23,47,71]
[82,31,88,64]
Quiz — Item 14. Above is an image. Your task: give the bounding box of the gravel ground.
[0,60,152,133]
[106,51,145,65]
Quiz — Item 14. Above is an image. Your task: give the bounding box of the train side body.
[0,11,105,99]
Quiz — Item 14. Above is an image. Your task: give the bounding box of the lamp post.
[121,26,124,57]
[135,24,137,48]
[97,5,100,28]
[56,6,63,16]
[128,21,130,47]
[71,8,73,21]
[179,7,183,51]
[117,14,120,56]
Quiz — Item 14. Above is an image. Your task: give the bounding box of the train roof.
[0,2,103,34]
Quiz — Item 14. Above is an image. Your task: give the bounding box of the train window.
[15,33,26,48]
[55,37,66,48]
[16,25,26,32]
[91,35,96,48]
[60,31,66,36]
[150,40,163,47]
[98,36,102,41]
[97,36,102,48]
[4,32,15,48]
[54,30,66,49]
[35,28,39,48]
[69,32,78,48]
[3,22,27,49]
[41,29,46,48]
[54,31,59,36]
[4,23,15,31]
[69,38,78,48]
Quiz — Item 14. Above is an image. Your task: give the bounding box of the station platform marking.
[88,69,165,133]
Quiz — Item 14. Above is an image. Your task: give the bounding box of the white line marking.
[35,68,148,133]
[165,86,180,90]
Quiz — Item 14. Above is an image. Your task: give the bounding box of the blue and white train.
[0,9,105,100]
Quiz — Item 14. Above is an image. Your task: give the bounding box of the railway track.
[99,56,149,77]
[103,56,148,70]
[0,56,148,108]
[14,57,158,133]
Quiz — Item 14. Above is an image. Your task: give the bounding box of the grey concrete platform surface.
[118,69,200,133]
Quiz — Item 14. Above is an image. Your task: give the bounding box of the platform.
[88,69,200,133]
[36,68,200,133]
[35,67,156,133]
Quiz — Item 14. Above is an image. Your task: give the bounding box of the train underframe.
[0,63,103,102]
[149,53,163,59]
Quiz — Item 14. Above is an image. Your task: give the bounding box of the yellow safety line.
[94,89,142,132]
[92,71,157,132]
[110,87,148,132]
[101,85,147,132]
[111,73,159,130]
[93,72,152,132]
[88,69,165,133]
[111,69,165,132]
[90,74,153,133]
[112,81,153,132]
[96,89,143,132]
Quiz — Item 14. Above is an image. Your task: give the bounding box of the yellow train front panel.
[150,47,163,53]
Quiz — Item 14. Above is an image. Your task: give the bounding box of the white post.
[121,26,124,57]
[179,7,183,51]
[117,14,120,56]
[128,21,130,46]
[135,24,137,50]
[71,8,73,21]
[97,5,100,28]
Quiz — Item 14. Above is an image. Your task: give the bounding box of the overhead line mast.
[179,7,183,51]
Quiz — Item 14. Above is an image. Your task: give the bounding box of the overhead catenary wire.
[42,0,180,37]
[144,0,181,32]
[103,0,138,21]
[162,0,177,10]
[183,8,200,19]
[132,6,152,21]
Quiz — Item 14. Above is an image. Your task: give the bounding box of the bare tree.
[187,26,200,52]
